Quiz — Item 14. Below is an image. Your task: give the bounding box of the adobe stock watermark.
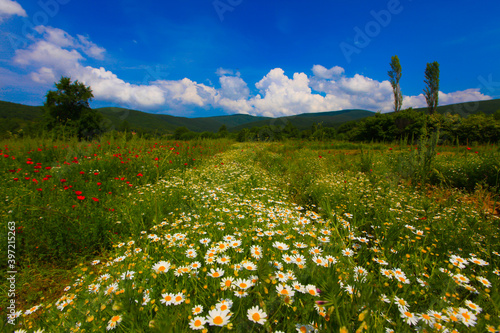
[340,0,408,64]
[6,0,71,51]
[213,0,242,22]
[6,221,18,326]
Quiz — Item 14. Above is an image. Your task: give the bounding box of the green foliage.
[388,55,403,112]
[430,149,500,191]
[173,126,190,140]
[43,77,103,140]
[494,109,500,121]
[424,61,440,114]
[237,128,250,142]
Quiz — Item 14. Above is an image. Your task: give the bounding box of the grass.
[1,138,499,332]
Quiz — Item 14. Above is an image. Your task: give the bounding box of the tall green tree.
[44,77,102,139]
[388,55,403,112]
[424,62,440,115]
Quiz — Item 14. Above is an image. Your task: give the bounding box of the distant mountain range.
[1,98,499,133]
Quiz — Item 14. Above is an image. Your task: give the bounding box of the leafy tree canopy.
[44,76,102,140]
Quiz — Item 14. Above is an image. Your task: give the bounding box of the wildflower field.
[1,137,500,332]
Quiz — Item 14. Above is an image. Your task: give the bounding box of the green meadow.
[1,136,499,332]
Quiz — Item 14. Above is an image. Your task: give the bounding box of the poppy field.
[1,137,500,332]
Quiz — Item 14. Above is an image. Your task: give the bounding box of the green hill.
[2,98,499,135]
[414,98,500,116]
[0,100,43,120]
[230,109,375,131]
[96,107,269,133]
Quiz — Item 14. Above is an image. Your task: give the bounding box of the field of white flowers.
[6,142,500,332]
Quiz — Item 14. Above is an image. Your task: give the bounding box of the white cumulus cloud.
[0,0,26,21]
[250,68,328,117]
[218,75,250,100]
[77,66,166,108]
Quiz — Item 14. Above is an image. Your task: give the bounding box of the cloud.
[33,26,75,47]
[76,34,105,60]
[251,68,327,117]
[312,65,344,79]
[217,98,253,115]
[248,67,395,117]
[218,75,249,100]
[215,67,234,76]
[14,40,83,69]
[31,26,106,60]
[438,88,491,105]
[77,66,166,108]
[0,0,26,21]
[31,67,56,83]
[309,72,394,112]
[155,78,215,107]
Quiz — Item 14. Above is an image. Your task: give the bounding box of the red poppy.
[94,172,99,175]
[37,188,43,192]
[13,178,19,181]
[60,179,67,183]
[92,197,99,202]
[75,191,83,195]
[137,173,143,177]
[77,196,85,200]
[97,182,102,186]
[80,171,85,175]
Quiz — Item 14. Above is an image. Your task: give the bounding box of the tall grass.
[0,135,233,267]
[2,139,499,332]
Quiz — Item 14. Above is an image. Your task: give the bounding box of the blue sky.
[0,0,499,117]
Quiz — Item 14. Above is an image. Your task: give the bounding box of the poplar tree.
[424,62,440,114]
[388,55,403,112]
